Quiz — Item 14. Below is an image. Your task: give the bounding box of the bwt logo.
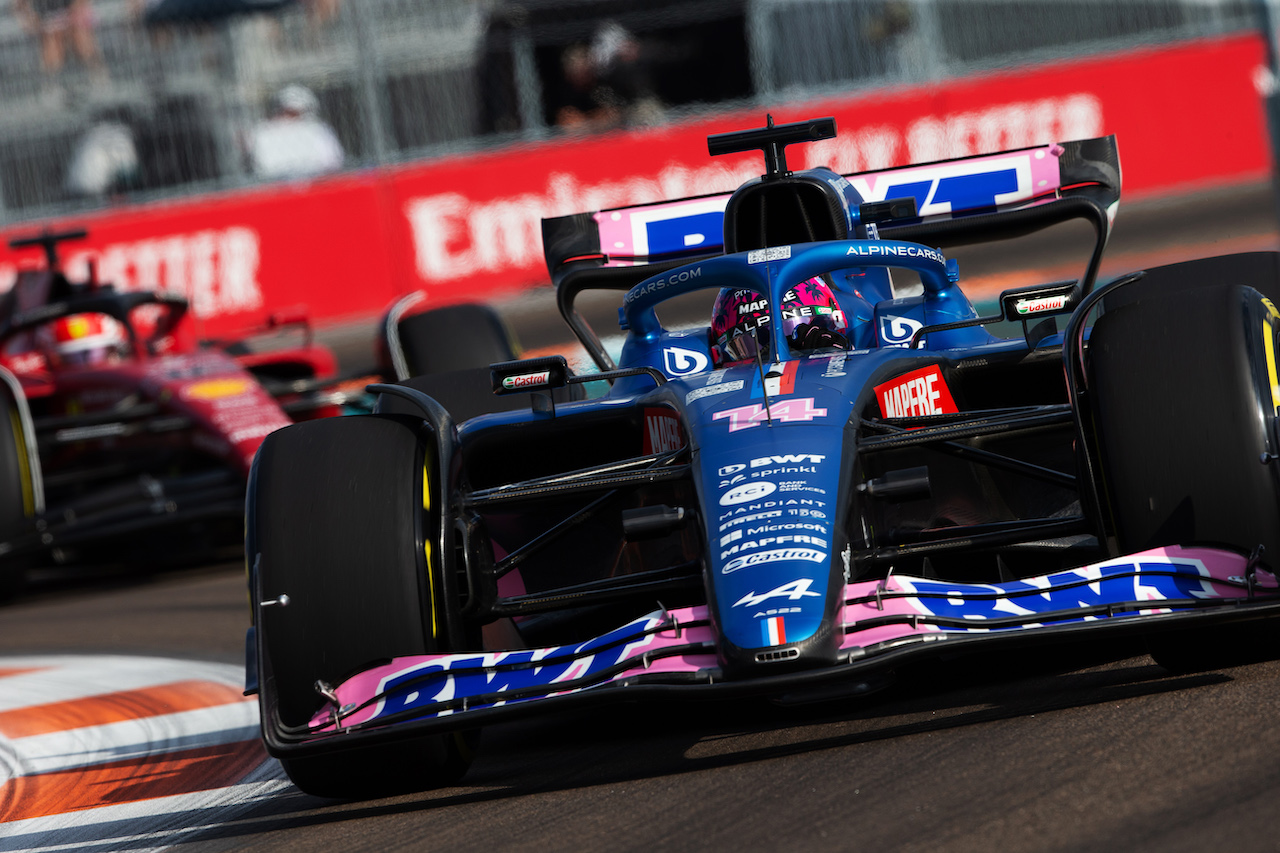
[374,616,660,718]
[857,164,1024,217]
[879,315,923,346]
[718,454,825,476]
[663,346,709,376]
[902,559,1220,624]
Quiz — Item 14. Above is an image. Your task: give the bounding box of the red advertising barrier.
[0,34,1270,338]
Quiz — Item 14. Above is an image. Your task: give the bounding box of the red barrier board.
[0,34,1269,337]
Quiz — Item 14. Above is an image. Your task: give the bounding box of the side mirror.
[490,355,570,396]
[999,280,1080,322]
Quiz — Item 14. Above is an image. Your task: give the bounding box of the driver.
[710,276,850,366]
[39,313,127,367]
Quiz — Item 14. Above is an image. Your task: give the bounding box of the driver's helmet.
[710,276,849,366]
[41,313,127,366]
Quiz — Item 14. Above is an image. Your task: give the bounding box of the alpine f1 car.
[0,228,363,592]
[246,116,1280,798]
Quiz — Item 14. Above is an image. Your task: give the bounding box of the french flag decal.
[763,616,787,646]
[752,361,800,399]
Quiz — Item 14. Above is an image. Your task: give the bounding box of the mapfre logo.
[875,364,958,418]
[643,408,683,454]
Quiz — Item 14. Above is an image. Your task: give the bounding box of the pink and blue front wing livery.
[309,546,1278,733]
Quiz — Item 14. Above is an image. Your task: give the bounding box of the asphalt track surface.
[3,183,1280,852]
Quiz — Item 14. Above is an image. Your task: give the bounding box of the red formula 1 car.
[0,228,359,592]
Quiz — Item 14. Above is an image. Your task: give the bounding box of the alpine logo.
[732,577,823,605]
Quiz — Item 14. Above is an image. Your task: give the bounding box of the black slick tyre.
[394,302,516,377]
[1089,282,1280,671]
[250,414,474,798]
[0,373,35,598]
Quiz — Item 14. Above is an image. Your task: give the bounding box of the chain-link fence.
[0,0,1260,225]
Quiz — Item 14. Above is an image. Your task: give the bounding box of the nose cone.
[685,359,853,674]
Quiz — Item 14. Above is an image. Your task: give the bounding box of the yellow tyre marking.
[10,409,33,517]
[423,463,437,639]
[1266,318,1280,415]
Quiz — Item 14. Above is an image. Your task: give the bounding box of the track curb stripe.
[0,679,250,739]
[0,739,268,823]
[0,654,288,846]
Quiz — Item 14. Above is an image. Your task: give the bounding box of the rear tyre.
[0,375,35,598]
[392,302,517,378]
[1089,282,1280,671]
[250,414,475,798]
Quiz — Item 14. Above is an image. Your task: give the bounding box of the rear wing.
[541,134,1120,286]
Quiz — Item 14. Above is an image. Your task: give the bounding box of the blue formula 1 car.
[245,117,1280,798]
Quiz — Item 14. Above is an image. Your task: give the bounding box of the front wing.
[262,546,1280,756]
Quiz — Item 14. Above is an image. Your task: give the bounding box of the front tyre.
[249,414,475,798]
[1089,282,1280,671]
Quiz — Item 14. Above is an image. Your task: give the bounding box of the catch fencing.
[0,0,1261,224]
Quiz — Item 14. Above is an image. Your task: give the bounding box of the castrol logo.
[1014,295,1068,315]
[502,371,550,390]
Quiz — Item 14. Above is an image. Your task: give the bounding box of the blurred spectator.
[590,22,663,126]
[64,107,140,198]
[555,44,612,130]
[137,0,293,26]
[247,84,344,179]
[142,93,222,189]
[476,1,524,135]
[13,0,105,77]
[554,22,663,132]
[301,0,340,29]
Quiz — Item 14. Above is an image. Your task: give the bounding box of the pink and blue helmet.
[710,276,849,366]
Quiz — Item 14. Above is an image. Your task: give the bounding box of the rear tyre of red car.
[1089,280,1280,672]
[249,414,476,798]
[0,372,35,598]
